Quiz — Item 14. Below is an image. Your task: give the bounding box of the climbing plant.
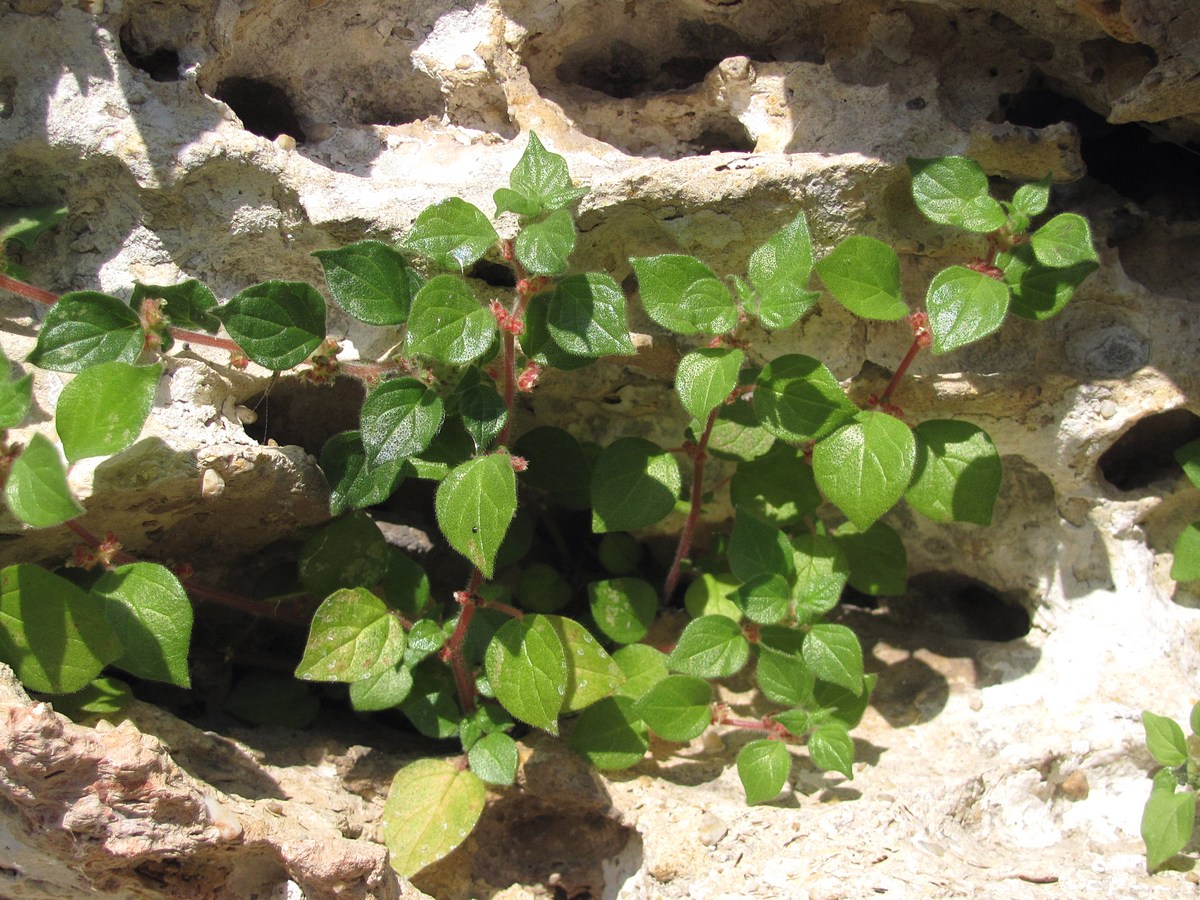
[0,137,1097,877]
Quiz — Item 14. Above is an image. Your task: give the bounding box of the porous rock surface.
[1,0,1199,897]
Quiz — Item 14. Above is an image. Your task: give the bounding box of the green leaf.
[1172,522,1200,582]
[404,198,498,270]
[27,291,144,373]
[406,274,497,366]
[520,295,595,371]
[468,731,519,785]
[613,644,669,700]
[546,273,636,358]
[925,266,1011,354]
[404,620,445,668]
[405,416,476,480]
[222,670,319,728]
[383,758,486,878]
[495,132,588,218]
[399,661,462,737]
[0,349,32,429]
[1142,784,1195,872]
[631,255,738,335]
[754,354,856,443]
[360,378,445,469]
[455,368,507,452]
[435,453,518,579]
[812,410,916,529]
[803,624,863,693]
[295,587,405,683]
[809,722,855,779]
[1192,701,1200,738]
[755,643,815,706]
[545,614,624,712]
[729,443,821,527]
[907,156,1006,233]
[1001,243,1096,321]
[513,427,591,510]
[485,614,568,734]
[569,695,649,769]
[684,572,743,622]
[815,236,908,320]
[380,550,431,619]
[45,675,132,720]
[597,532,643,575]
[590,437,681,533]
[790,533,850,617]
[131,279,220,333]
[833,522,907,596]
[748,211,819,329]
[772,708,812,737]
[298,511,391,596]
[667,615,750,678]
[515,209,576,275]
[55,362,160,462]
[1144,711,1189,767]
[92,562,192,687]
[675,348,743,423]
[631,674,713,742]
[1011,175,1051,219]
[589,577,658,644]
[4,433,84,527]
[733,574,791,625]
[0,203,68,249]
[0,564,122,693]
[517,563,571,613]
[906,420,1002,525]
[217,281,326,371]
[729,507,795,584]
[313,240,423,325]
[1031,213,1098,268]
[708,394,775,462]
[737,739,791,804]
[1176,438,1200,490]
[349,663,414,711]
[319,431,407,516]
[814,672,877,729]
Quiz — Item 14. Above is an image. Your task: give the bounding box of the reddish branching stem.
[440,571,486,715]
[662,405,721,602]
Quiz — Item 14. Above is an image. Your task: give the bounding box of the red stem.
[662,406,720,602]
[440,570,485,715]
[878,337,922,406]
[65,519,309,624]
[0,272,57,305]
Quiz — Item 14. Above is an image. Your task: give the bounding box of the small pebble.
[697,810,728,846]
[1058,769,1089,801]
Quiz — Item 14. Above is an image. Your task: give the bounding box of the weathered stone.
[1,0,1199,896]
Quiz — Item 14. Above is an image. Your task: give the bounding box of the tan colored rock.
[1,0,1199,897]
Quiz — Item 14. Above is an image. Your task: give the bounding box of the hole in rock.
[1002,82,1200,213]
[899,573,1031,642]
[468,258,517,289]
[1098,408,1200,491]
[241,375,365,452]
[118,25,181,82]
[692,119,756,153]
[214,77,307,143]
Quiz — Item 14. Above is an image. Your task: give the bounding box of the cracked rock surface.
[1,0,1199,897]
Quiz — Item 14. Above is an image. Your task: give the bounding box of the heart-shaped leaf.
[812,410,916,529]
[737,739,791,805]
[754,354,856,443]
[515,209,576,275]
[748,211,819,328]
[405,198,498,270]
[314,240,423,325]
[383,759,486,877]
[406,275,497,365]
[925,266,1011,354]
[218,281,327,371]
[545,272,636,358]
[485,614,568,734]
[906,419,1002,525]
[360,378,445,469]
[675,347,743,423]
[435,453,517,578]
[590,437,681,533]
[4,433,84,527]
[92,562,192,687]
[667,615,750,678]
[295,587,405,683]
[55,361,160,462]
[28,291,145,373]
[908,156,1005,233]
[815,236,908,320]
[631,255,738,335]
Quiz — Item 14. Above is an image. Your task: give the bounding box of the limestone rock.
[1,0,1199,897]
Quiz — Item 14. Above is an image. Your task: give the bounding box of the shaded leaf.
[92,562,192,687]
[55,362,160,462]
[314,240,422,325]
[485,614,568,734]
[295,587,405,683]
